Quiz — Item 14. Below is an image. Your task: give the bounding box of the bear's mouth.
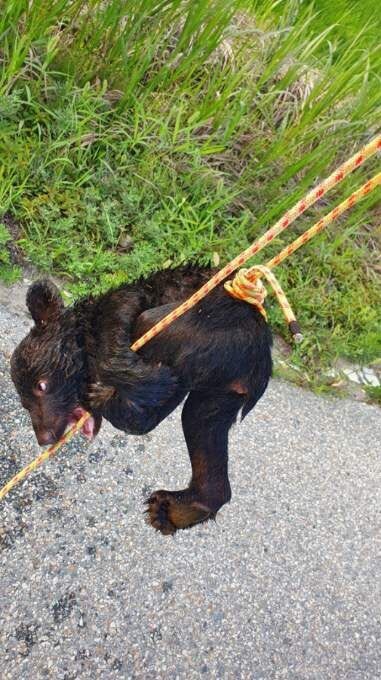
[67,406,96,440]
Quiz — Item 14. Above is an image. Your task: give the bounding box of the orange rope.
[264,172,380,272]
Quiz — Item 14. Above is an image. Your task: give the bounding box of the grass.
[0,0,380,379]
[307,0,381,44]
[365,385,381,406]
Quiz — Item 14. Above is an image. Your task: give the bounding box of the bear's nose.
[37,430,56,446]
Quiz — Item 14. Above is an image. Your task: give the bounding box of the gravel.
[0,285,380,680]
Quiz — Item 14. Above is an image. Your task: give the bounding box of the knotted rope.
[224,265,304,342]
[225,170,381,341]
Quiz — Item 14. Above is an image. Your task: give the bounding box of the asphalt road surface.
[0,283,380,680]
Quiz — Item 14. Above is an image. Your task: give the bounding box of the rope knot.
[224,269,268,319]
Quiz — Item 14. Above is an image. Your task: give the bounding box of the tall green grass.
[0,0,380,374]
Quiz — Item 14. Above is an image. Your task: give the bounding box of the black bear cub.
[11,266,272,534]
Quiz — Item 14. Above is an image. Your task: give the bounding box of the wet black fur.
[11,266,272,534]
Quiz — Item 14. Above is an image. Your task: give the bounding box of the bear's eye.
[36,380,48,394]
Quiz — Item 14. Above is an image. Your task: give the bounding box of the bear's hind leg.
[146,390,244,534]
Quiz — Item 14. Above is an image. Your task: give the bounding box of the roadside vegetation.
[0,0,380,379]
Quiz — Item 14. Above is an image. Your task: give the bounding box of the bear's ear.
[26,280,64,328]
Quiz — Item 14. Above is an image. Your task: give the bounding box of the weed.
[365,386,381,406]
